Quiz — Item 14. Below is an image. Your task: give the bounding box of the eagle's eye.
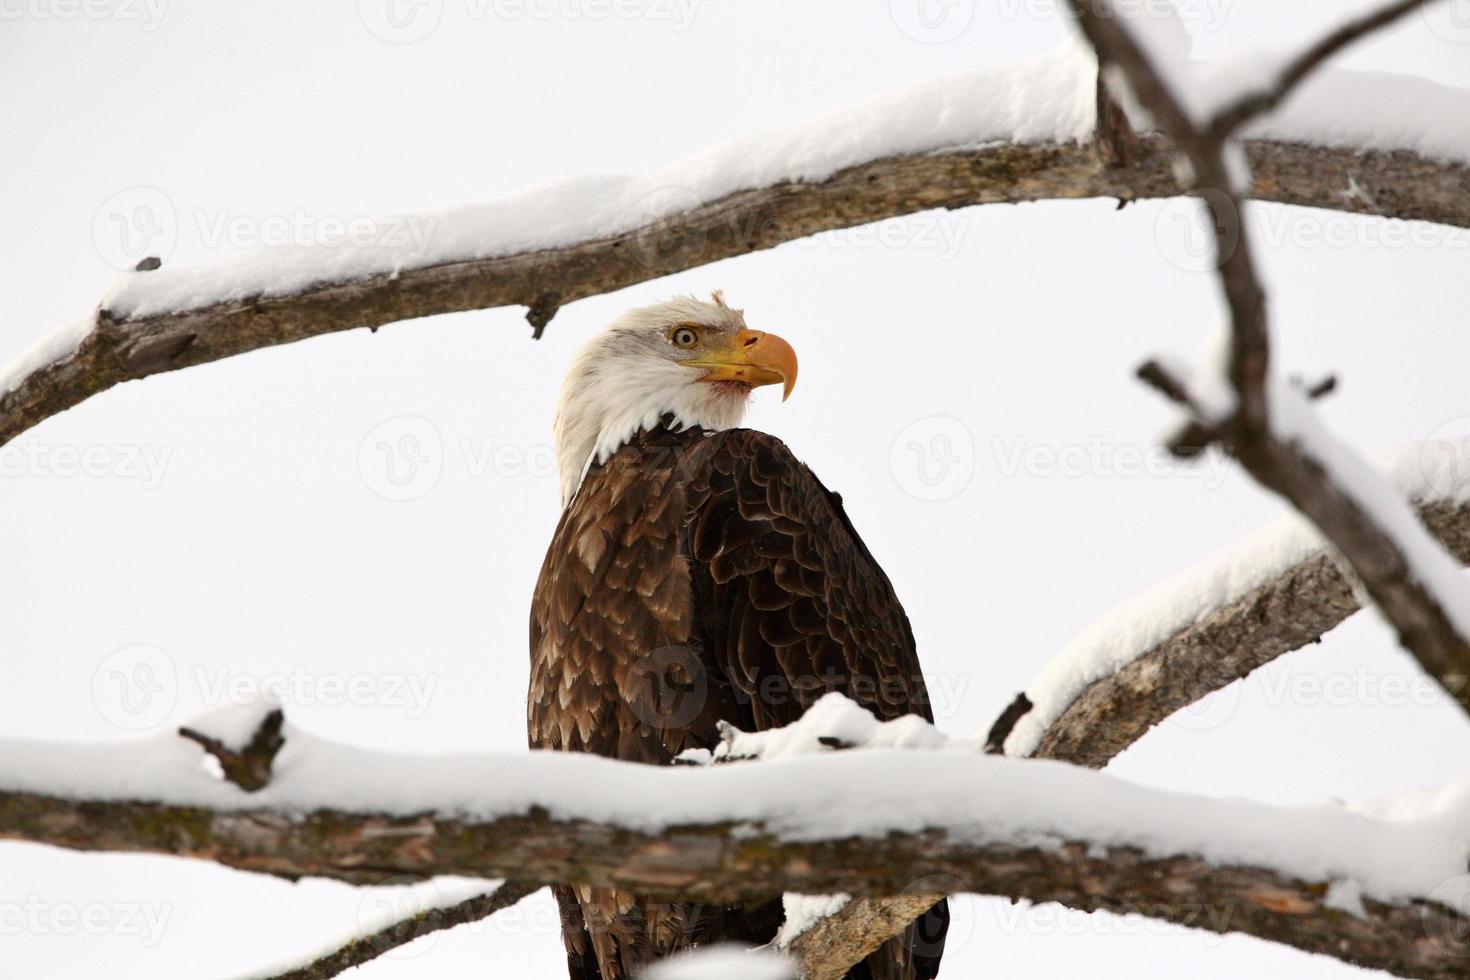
[670,326,699,349]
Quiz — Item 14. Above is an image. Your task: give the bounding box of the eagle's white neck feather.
[553,297,750,508]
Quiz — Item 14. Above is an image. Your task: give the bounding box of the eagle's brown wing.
[683,428,936,730]
[528,422,945,979]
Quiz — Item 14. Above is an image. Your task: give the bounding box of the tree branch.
[255,879,538,980]
[1064,0,1470,723]
[1017,499,1470,767]
[1204,0,1431,144]
[0,781,1465,980]
[4,140,1468,449]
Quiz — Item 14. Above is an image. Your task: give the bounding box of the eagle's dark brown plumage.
[529,419,947,979]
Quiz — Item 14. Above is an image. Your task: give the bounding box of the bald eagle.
[529,293,947,979]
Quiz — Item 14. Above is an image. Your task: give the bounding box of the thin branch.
[1064,0,1470,723]
[1204,0,1432,143]
[254,880,538,980]
[0,785,1465,979]
[3,138,1468,449]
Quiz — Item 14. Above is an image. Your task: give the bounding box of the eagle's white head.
[553,292,798,507]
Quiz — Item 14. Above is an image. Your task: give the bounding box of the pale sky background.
[3,1,1470,977]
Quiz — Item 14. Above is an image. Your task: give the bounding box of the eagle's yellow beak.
[687,329,798,401]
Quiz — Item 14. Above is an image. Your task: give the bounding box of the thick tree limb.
[255,879,538,980]
[2,137,1467,450]
[0,785,1465,980]
[1008,499,1470,768]
[784,895,940,980]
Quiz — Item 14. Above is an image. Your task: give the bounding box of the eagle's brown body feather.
[529,419,946,979]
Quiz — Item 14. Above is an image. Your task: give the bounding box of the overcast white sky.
[3,1,1470,977]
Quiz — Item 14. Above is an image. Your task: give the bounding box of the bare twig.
[255,880,538,980]
[179,708,285,793]
[1204,0,1432,143]
[995,499,1470,767]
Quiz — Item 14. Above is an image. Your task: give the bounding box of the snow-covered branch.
[1060,0,1470,727]
[1,699,1468,980]
[989,457,1470,766]
[4,49,1469,449]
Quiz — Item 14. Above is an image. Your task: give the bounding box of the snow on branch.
[1,699,1469,979]
[4,50,1470,449]
[990,448,1470,766]
[1061,0,1470,723]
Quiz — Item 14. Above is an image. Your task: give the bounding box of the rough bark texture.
[3,138,1467,450]
[1016,500,1470,767]
[0,788,1465,980]
[786,895,941,980]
